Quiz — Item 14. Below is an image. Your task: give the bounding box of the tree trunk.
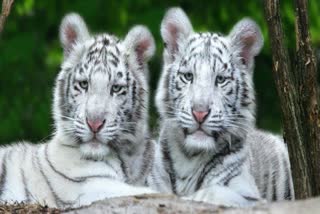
[263,0,320,199]
[0,0,14,35]
[293,0,320,196]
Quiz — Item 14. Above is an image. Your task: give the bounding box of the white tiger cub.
[147,8,294,206]
[0,13,156,208]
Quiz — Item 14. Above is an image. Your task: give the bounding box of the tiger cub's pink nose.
[192,111,209,123]
[86,118,105,133]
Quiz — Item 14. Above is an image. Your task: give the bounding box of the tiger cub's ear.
[123,25,155,66]
[228,18,263,69]
[161,7,194,63]
[59,13,90,58]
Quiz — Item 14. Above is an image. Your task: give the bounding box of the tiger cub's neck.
[54,121,153,185]
[159,119,247,195]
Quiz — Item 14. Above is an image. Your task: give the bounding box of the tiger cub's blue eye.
[111,85,123,93]
[79,81,88,90]
[184,72,193,81]
[216,75,226,84]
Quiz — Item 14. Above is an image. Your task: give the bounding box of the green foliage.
[0,0,319,144]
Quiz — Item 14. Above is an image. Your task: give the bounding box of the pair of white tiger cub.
[0,7,294,208]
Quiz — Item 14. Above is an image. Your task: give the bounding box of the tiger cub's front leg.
[185,169,261,207]
[185,185,258,207]
[76,178,157,207]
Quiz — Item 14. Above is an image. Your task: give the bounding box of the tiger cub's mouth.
[80,136,110,146]
[183,127,215,137]
[183,128,222,142]
[89,139,104,147]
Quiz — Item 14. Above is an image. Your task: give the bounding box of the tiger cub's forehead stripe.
[186,33,229,52]
[183,35,230,70]
[84,35,122,70]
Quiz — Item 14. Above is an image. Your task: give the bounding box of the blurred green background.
[0,0,319,144]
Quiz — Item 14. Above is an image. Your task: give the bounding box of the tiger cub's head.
[53,13,155,160]
[157,8,263,152]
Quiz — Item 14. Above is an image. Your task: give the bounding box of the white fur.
[124,25,156,63]
[161,8,194,63]
[148,120,260,208]
[0,13,156,208]
[148,7,294,207]
[59,13,90,58]
[0,137,155,208]
[228,18,263,70]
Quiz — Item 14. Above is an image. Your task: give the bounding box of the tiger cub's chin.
[185,131,216,151]
[80,141,110,161]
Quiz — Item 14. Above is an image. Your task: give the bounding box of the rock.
[65,194,320,214]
